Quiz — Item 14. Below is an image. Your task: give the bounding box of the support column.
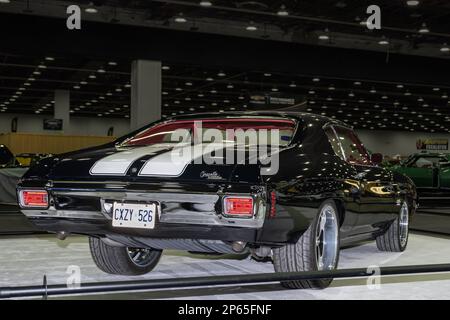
[54,90,70,133]
[131,60,162,130]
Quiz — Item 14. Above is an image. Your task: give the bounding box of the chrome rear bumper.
[21,189,267,229]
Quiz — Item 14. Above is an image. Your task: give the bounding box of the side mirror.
[371,153,383,165]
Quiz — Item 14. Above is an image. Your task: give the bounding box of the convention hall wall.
[0,114,131,137]
[357,130,450,157]
[0,114,448,157]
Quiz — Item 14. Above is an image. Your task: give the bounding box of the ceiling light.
[0,0,11,4]
[38,64,47,69]
[328,85,335,90]
[85,2,98,14]
[97,68,106,73]
[175,13,187,23]
[246,22,258,31]
[378,36,389,45]
[277,5,289,16]
[289,82,297,88]
[318,29,330,41]
[312,77,320,82]
[433,87,440,91]
[162,65,170,70]
[440,44,450,52]
[217,71,226,77]
[73,85,81,89]
[271,87,279,92]
[227,84,234,89]
[108,61,117,66]
[89,74,96,79]
[33,71,41,75]
[406,1,420,6]
[199,1,213,7]
[45,57,55,61]
[80,81,88,85]
[370,88,377,93]
[206,77,214,81]
[418,23,429,33]
[124,83,131,88]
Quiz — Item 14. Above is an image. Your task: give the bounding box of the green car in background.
[391,152,450,189]
[390,152,450,217]
[390,152,450,234]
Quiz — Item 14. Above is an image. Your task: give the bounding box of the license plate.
[112,202,157,230]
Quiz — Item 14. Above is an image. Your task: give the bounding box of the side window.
[410,157,444,168]
[333,127,370,165]
[324,127,344,160]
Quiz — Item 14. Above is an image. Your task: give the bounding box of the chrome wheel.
[399,202,409,248]
[315,204,339,271]
[127,248,155,267]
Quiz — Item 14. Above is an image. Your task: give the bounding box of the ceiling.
[0,0,449,58]
[0,0,449,133]
[1,51,449,133]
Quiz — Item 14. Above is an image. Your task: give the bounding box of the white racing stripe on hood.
[139,143,231,177]
[89,144,174,176]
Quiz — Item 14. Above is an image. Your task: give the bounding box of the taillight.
[224,197,253,217]
[270,191,277,218]
[19,190,49,208]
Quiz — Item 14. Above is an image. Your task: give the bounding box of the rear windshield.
[122,118,297,147]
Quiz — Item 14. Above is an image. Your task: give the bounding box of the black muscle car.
[17,112,417,289]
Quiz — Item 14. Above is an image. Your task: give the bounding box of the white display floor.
[1,232,450,300]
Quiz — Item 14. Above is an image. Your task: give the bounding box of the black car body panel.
[18,112,417,252]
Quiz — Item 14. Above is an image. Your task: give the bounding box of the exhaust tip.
[231,241,247,253]
[56,231,69,240]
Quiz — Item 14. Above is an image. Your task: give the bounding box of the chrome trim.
[22,190,266,229]
[21,208,105,220]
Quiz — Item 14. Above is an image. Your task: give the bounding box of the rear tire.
[376,202,409,252]
[272,200,340,289]
[89,237,162,275]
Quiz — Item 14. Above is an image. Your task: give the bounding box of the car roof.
[164,111,350,129]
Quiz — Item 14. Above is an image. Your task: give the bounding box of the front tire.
[376,202,409,252]
[89,237,162,275]
[272,200,340,289]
